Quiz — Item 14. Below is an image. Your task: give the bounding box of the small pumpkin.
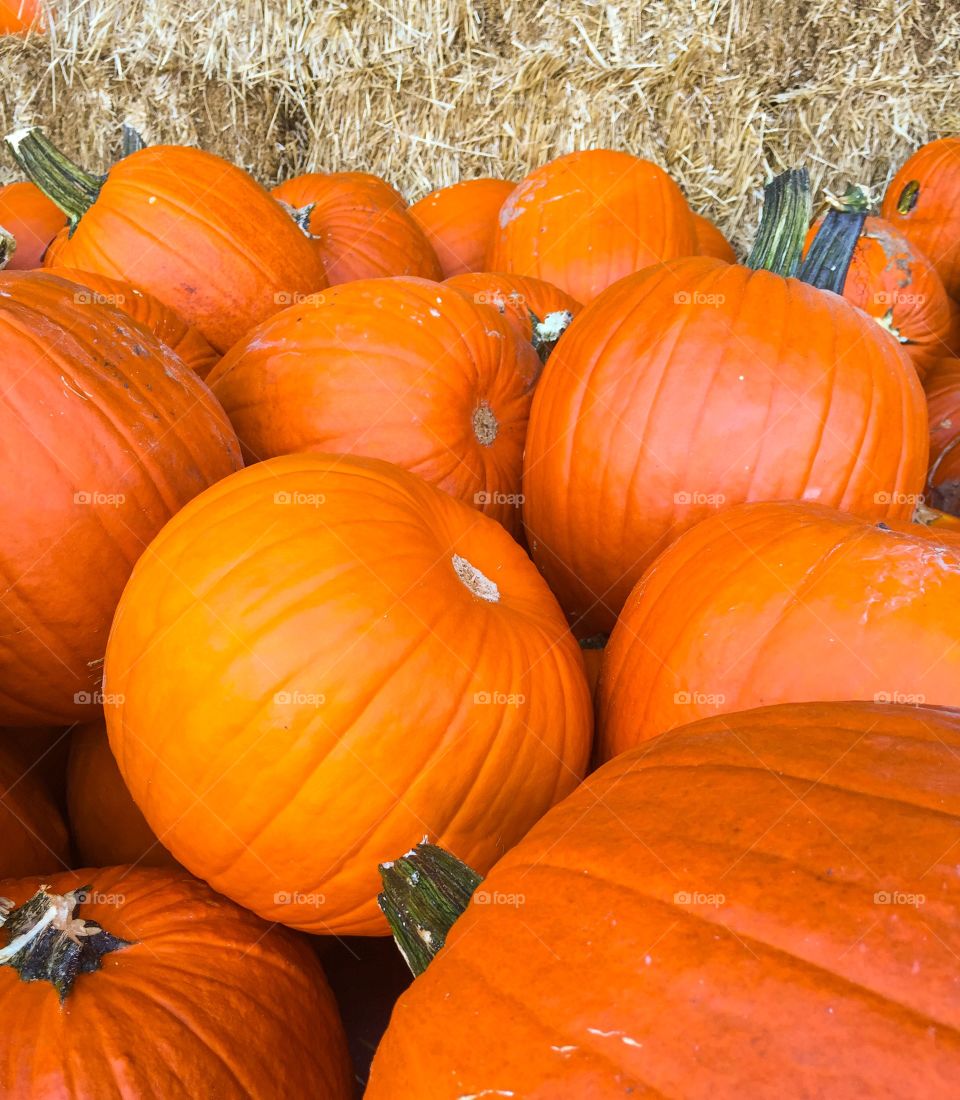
[486,148,696,303]
[0,868,352,1097]
[410,178,516,277]
[691,211,736,262]
[599,501,960,757]
[103,453,592,934]
[0,737,68,879]
[0,182,65,268]
[273,171,441,285]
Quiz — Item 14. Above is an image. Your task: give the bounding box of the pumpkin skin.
[272,171,442,285]
[368,701,960,1099]
[67,722,176,868]
[925,356,960,513]
[207,277,539,534]
[2,726,69,808]
[0,182,64,268]
[882,137,960,299]
[444,270,582,346]
[598,501,960,758]
[0,271,241,724]
[410,178,516,277]
[0,867,352,1098]
[0,0,43,33]
[803,214,951,380]
[522,257,928,636]
[487,149,697,303]
[41,145,327,352]
[43,266,220,377]
[691,211,736,262]
[103,453,592,934]
[0,737,68,879]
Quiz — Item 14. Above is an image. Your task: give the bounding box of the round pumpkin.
[0,867,352,1097]
[523,256,928,635]
[273,171,441,285]
[444,271,582,351]
[410,178,516,277]
[103,453,592,934]
[599,501,960,757]
[0,182,64,268]
[691,211,736,262]
[0,271,241,724]
[368,701,960,1098]
[67,722,176,868]
[881,137,960,299]
[0,737,68,879]
[206,277,540,534]
[486,149,697,303]
[925,356,960,513]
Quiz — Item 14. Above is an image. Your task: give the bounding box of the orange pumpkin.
[0,737,68,879]
[2,726,70,808]
[103,453,592,934]
[207,277,539,534]
[410,178,516,277]
[272,171,441,285]
[0,868,352,1096]
[486,149,696,303]
[368,701,960,1098]
[67,723,176,868]
[599,501,960,758]
[0,271,241,724]
[0,0,42,34]
[0,182,64,268]
[691,211,736,262]
[925,356,960,513]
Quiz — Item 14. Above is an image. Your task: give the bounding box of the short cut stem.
[745,168,812,277]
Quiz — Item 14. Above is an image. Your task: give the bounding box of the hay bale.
[1,0,958,250]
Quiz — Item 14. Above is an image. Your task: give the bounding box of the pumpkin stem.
[120,123,146,158]
[579,632,608,651]
[276,199,316,239]
[0,885,133,1002]
[745,167,811,277]
[0,225,15,269]
[378,840,483,977]
[4,127,104,228]
[795,208,866,295]
[824,182,874,214]
[530,308,573,365]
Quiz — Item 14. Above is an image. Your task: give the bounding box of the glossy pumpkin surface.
[0,181,64,268]
[369,701,960,1098]
[103,453,592,934]
[410,178,516,277]
[0,736,68,879]
[523,257,928,635]
[444,270,582,345]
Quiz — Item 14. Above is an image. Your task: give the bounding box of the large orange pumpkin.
[0,181,64,268]
[0,271,241,724]
[7,128,327,352]
[0,867,352,1096]
[368,701,960,1098]
[599,501,960,758]
[881,137,960,299]
[0,738,68,879]
[925,356,960,513]
[691,211,736,262]
[103,453,592,934]
[410,178,516,277]
[486,149,696,303]
[207,277,539,534]
[272,171,441,285]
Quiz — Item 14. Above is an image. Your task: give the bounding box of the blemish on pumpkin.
[472,401,498,445]
[452,554,500,603]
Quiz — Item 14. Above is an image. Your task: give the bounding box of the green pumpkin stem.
[745,167,812,277]
[4,127,104,228]
[795,208,866,295]
[378,840,483,977]
[120,123,146,159]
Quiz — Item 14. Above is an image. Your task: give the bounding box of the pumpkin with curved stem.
[486,149,697,303]
[273,171,441,285]
[0,182,64,268]
[5,128,327,353]
[207,277,539,534]
[691,211,736,262]
[103,452,592,934]
[0,738,68,879]
[0,271,241,725]
[598,501,960,758]
[881,137,960,299]
[368,701,960,1098]
[522,170,927,636]
[0,867,352,1097]
[410,178,516,277]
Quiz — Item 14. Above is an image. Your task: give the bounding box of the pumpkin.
[0,182,65,268]
[523,172,927,635]
[0,0,42,33]
[598,501,960,758]
[0,738,68,879]
[409,178,516,277]
[7,128,327,352]
[0,271,241,724]
[3,726,69,808]
[691,211,736,262]
[103,452,592,934]
[206,277,540,534]
[272,171,441,285]
[881,137,960,299]
[486,149,697,303]
[925,356,960,513]
[802,213,951,379]
[67,722,176,868]
[43,266,219,377]
[0,867,352,1097]
[368,701,960,1098]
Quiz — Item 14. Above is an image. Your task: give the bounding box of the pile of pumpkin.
[1,126,959,1097]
